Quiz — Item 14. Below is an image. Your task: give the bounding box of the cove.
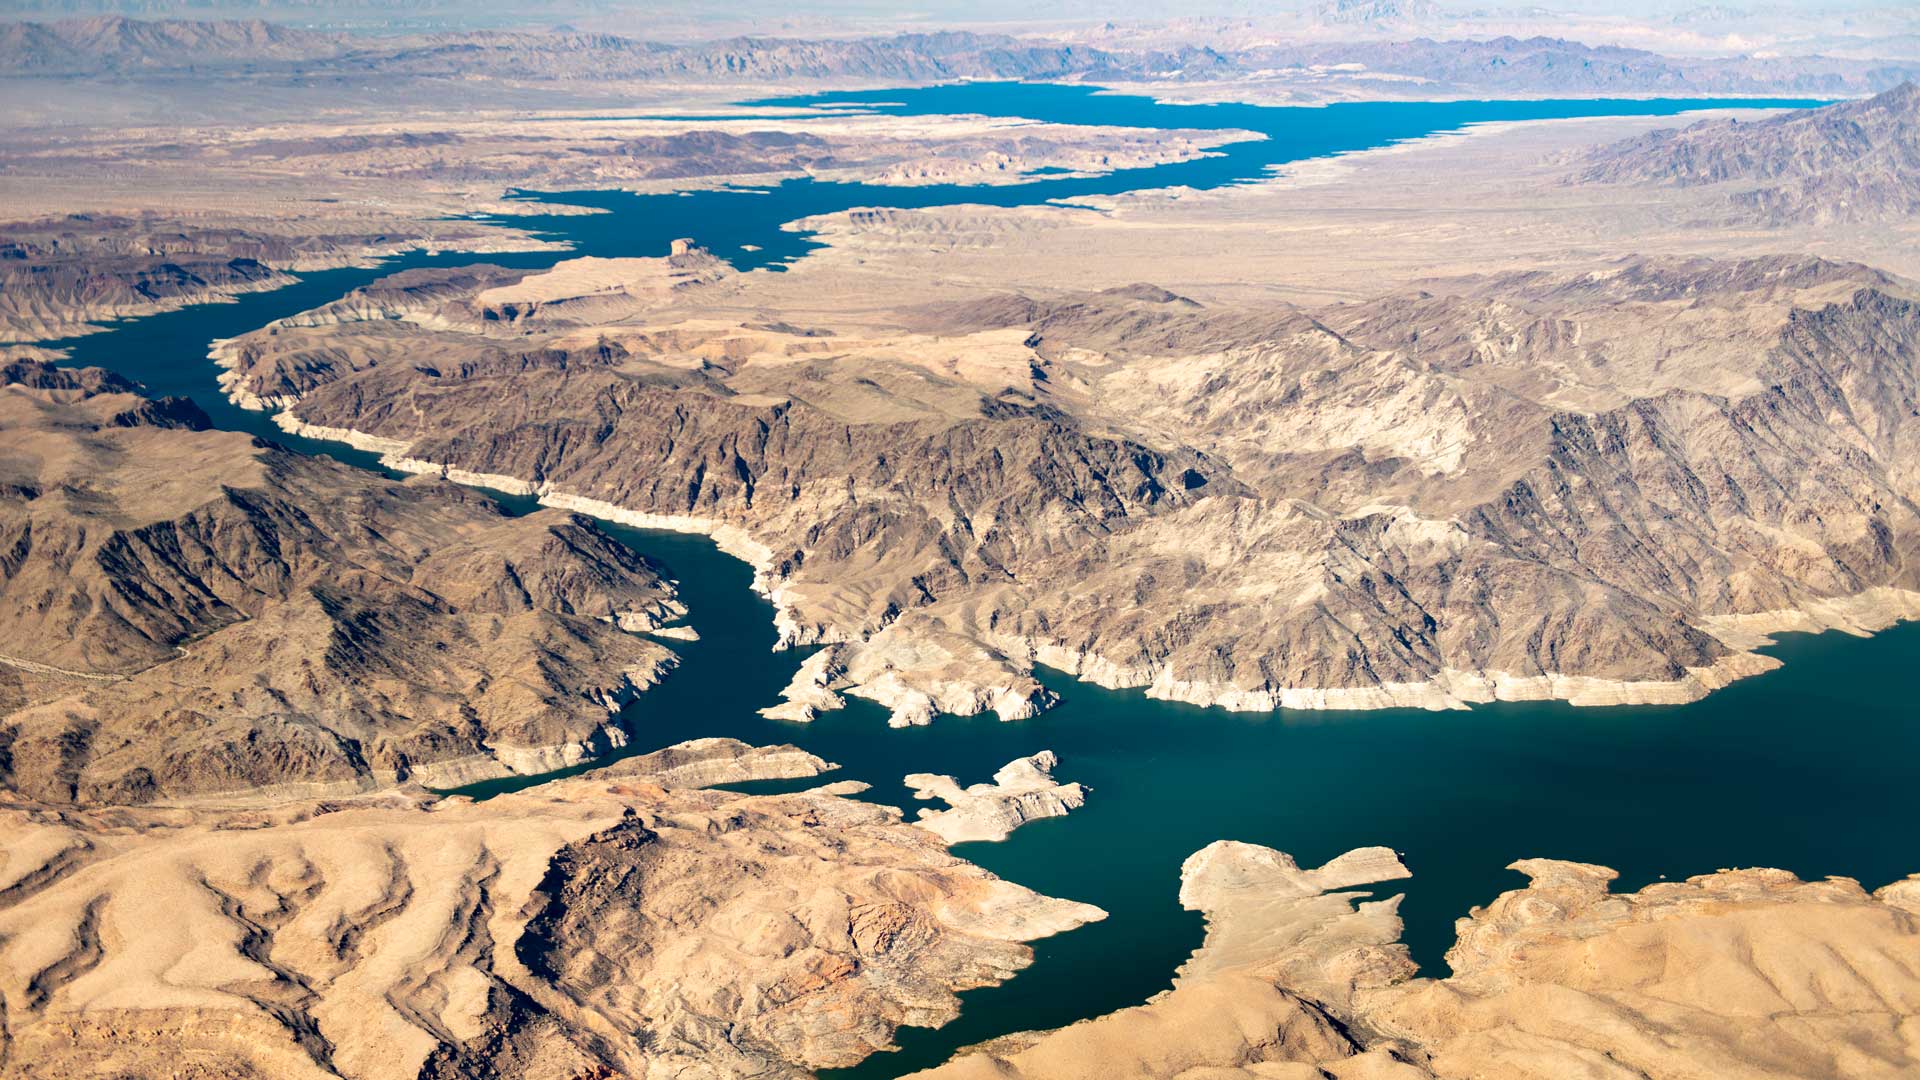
[449,519,1920,1080]
[35,82,1909,1079]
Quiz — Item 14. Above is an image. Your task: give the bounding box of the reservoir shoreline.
[39,85,1916,1079]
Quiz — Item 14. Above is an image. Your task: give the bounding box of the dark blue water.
[451,522,1920,1080]
[43,83,1901,1079]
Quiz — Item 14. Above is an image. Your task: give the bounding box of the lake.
[453,517,1920,1080]
[43,83,1910,1080]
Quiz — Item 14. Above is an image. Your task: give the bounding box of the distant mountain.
[1,16,1916,97]
[365,29,1216,83]
[0,14,345,73]
[1574,82,1920,223]
[1312,0,1444,28]
[0,17,1200,80]
[1233,35,1920,96]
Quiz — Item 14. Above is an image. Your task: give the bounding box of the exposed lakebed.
[44,83,1914,1078]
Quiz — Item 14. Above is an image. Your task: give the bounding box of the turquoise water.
[40,84,1910,1079]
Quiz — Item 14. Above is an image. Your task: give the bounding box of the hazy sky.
[1,0,1913,49]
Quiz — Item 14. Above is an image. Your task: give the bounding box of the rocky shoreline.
[255,410,1920,725]
[0,738,1108,1078]
[907,751,1088,844]
[200,241,1920,734]
[915,842,1920,1078]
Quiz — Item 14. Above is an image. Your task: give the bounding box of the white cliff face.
[268,399,1825,724]
[759,634,1056,727]
[263,412,1071,731]
[906,751,1088,845]
[760,647,848,722]
[272,410,415,456]
[533,491,779,589]
[1701,585,1920,649]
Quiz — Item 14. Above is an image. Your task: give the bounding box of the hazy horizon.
[1,0,1916,51]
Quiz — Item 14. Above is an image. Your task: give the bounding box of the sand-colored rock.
[3,50,1918,1080]
[0,111,1255,344]
[0,742,1106,1080]
[915,843,1418,1080]
[833,633,1058,728]
[907,751,1087,844]
[470,251,733,327]
[917,843,1920,1080]
[1370,860,1920,1080]
[759,647,849,722]
[594,736,834,788]
[0,362,685,804]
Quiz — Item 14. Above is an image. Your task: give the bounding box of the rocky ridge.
[0,360,688,804]
[196,120,1254,192]
[1573,81,1920,224]
[6,18,1918,98]
[216,254,1920,722]
[0,215,557,343]
[0,738,1106,1079]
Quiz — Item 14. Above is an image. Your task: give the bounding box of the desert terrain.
[189,84,1920,725]
[2,10,1918,1079]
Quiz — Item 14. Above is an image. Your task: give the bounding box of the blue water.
[43,83,1904,1080]
[451,522,1920,1080]
[487,84,1827,271]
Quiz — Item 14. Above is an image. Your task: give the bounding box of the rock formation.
[216,254,1920,720]
[1574,82,1920,225]
[0,740,1106,1079]
[907,750,1087,844]
[0,219,287,341]
[5,31,1917,1080]
[0,361,689,803]
[917,843,1920,1079]
[5,17,1915,100]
